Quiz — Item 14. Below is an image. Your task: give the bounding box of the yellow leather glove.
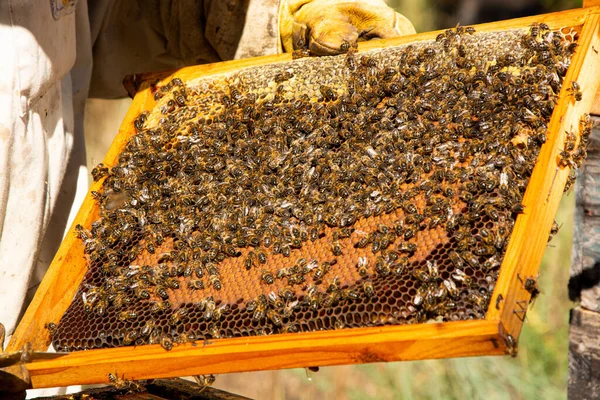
[280,0,416,56]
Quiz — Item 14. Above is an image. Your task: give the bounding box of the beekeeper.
[0,0,414,379]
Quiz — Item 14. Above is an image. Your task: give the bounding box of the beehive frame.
[7,6,600,389]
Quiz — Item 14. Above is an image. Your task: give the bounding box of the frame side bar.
[486,11,600,342]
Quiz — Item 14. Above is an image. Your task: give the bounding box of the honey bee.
[325,276,339,293]
[306,285,322,310]
[529,23,542,37]
[257,251,267,264]
[176,332,196,344]
[452,268,473,287]
[118,310,137,321]
[319,85,338,101]
[287,274,306,285]
[261,269,275,284]
[245,251,256,270]
[413,267,430,283]
[356,256,369,276]
[267,309,283,326]
[150,300,171,314]
[309,227,320,241]
[107,372,124,387]
[402,202,417,214]
[160,335,174,351]
[502,333,517,356]
[322,289,341,307]
[108,372,139,392]
[253,297,267,321]
[571,147,587,168]
[567,81,583,101]
[140,320,155,338]
[549,220,561,240]
[412,285,427,307]
[313,261,331,281]
[443,279,459,298]
[75,223,93,243]
[345,51,357,71]
[565,131,577,151]
[449,251,464,268]
[267,291,284,309]
[123,329,140,345]
[331,240,343,256]
[209,324,222,339]
[90,190,104,204]
[467,292,490,309]
[45,322,57,336]
[203,297,216,320]
[360,55,376,67]
[91,163,109,181]
[280,322,299,333]
[155,286,169,300]
[209,274,222,290]
[292,49,311,59]
[164,277,180,289]
[495,294,504,309]
[511,203,525,215]
[194,374,216,392]
[276,266,292,280]
[474,245,496,257]
[281,300,299,318]
[374,257,391,277]
[518,274,541,303]
[274,70,293,83]
[188,279,204,290]
[279,286,294,301]
[398,242,417,254]
[425,260,438,279]
[131,284,149,300]
[168,308,188,325]
[334,318,346,330]
[363,281,375,298]
[355,234,371,249]
[461,251,479,267]
[342,288,360,301]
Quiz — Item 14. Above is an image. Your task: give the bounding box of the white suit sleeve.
[0,0,91,348]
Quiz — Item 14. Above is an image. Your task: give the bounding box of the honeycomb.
[52,25,578,351]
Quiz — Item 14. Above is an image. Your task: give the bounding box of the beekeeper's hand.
[280,0,416,56]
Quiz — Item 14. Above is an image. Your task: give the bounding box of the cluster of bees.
[561,114,593,192]
[51,23,580,352]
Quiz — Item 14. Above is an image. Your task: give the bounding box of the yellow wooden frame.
[8,7,600,389]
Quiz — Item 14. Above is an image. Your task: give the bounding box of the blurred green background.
[83,1,583,398]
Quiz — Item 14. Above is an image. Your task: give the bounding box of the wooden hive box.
[6,6,600,390]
